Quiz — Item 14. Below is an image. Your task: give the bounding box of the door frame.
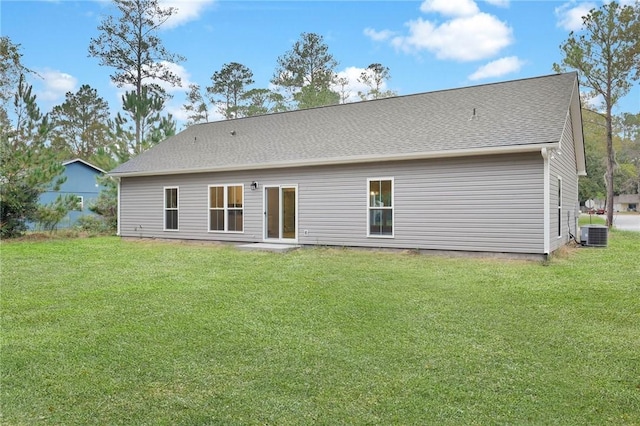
[263,184,298,243]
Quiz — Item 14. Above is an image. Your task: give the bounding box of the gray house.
[111,72,586,258]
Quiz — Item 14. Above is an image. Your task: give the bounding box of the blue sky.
[2,0,638,128]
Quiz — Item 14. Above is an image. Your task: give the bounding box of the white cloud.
[556,1,635,32]
[334,67,369,103]
[331,66,395,103]
[468,56,524,80]
[160,0,217,29]
[37,69,78,102]
[582,91,605,111]
[484,0,509,7]
[392,13,513,62]
[368,0,513,62]
[154,61,193,92]
[363,27,395,42]
[420,0,479,17]
[555,1,596,31]
[166,100,191,123]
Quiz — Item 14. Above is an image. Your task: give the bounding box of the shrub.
[76,215,113,235]
[88,176,117,231]
[33,194,81,232]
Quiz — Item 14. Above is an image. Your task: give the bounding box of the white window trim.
[208,184,245,233]
[367,177,394,238]
[76,195,84,211]
[164,186,179,231]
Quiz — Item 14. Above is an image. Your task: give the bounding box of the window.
[368,178,393,237]
[164,187,179,231]
[75,195,84,211]
[557,177,562,238]
[209,184,243,232]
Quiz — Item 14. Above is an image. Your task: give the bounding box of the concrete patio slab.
[237,243,300,253]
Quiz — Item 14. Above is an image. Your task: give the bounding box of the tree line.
[0,0,397,237]
[554,1,639,226]
[183,49,396,125]
[1,0,638,237]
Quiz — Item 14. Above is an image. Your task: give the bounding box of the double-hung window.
[209,184,244,232]
[368,178,393,237]
[164,187,179,231]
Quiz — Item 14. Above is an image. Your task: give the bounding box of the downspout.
[541,148,550,255]
[116,177,121,236]
[576,175,580,238]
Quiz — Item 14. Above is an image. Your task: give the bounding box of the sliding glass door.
[264,185,297,241]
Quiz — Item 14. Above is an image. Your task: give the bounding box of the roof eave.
[62,158,108,174]
[110,143,559,178]
[570,76,587,176]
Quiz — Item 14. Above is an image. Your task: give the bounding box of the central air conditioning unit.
[580,225,608,247]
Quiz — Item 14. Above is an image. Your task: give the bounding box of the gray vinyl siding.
[120,152,545,254]
[549,108,580,252]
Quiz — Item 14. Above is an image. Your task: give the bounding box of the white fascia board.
[62,158,108,174]
[570,78,587,176]
[110,143,559,178]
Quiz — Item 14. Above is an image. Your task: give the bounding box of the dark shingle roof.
[111,72,579,177]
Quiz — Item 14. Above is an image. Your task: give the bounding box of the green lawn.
[2,234,639,425]
[579,213,607,227]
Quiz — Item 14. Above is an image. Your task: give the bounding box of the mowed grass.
[1,234,639,425]
[579,214,607,227]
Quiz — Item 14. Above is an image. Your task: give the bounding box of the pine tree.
[207,62,254,119]
[272,32,339,110]
[1,75,65,237]
[182,84,209,125]
[49,84,111,161]
[554,1,640,227]
[357,63,397,101]
[88,0,184,153]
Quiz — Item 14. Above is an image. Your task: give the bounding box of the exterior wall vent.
[580,225,608,247]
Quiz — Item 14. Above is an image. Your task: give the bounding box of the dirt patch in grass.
[551,241,581,260]
[2,230,109,243]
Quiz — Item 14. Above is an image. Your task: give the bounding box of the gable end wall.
[549,108,580,252]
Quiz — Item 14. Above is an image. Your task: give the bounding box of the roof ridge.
[112,72,580,177]
[190,72,577,125]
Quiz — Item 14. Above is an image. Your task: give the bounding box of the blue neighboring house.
[33,159,107,229]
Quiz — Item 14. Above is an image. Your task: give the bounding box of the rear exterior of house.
[112,73,586,258]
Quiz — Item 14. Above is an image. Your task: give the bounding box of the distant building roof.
[63,158,107,174]
[615,194,640,203]
[111,72,583,177]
